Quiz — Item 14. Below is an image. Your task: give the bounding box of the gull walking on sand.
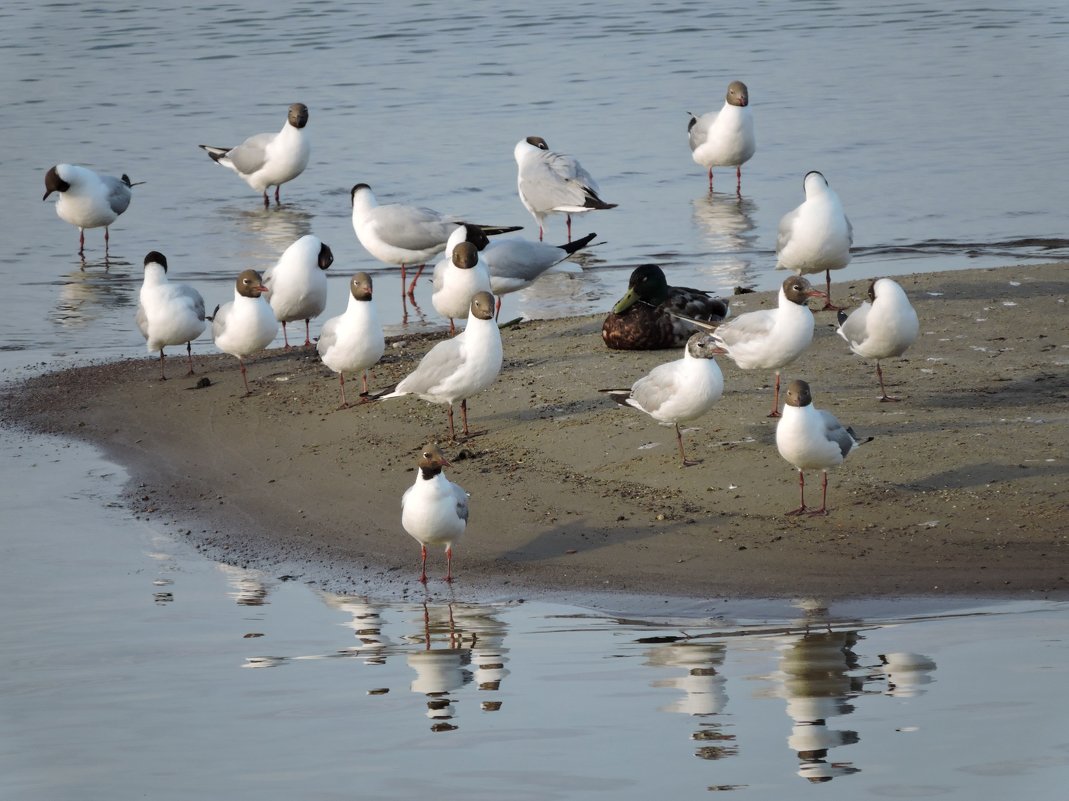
[135,251,206,380]
[211,269,278,395]
[837,277,919,401]
[776,171,853,310]
[603,264,730,351]
[402,443,469,584]
[688,80,756,193]
[263,234,333,347]
[350,183,521,302]
[775,379,870,516]
[376,291,502,441]
[198,103,310,206]
[671,275,825,417]
[602,333,725,467]
[514,136,616,241]
[43,164,139,258]
[316,272,385,407]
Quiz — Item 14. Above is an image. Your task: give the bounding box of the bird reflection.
[216,563,273,606]
[774,630,865,782]
[877,652,937,698]
[51,262,136,329]
[647,641,734,761]
[220,203,314,253]
[405,602,473,732]
[451,604,511,700]
[319,593,394,664]
[691,192,760,287]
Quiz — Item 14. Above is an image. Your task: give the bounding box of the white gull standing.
[43,164,139,258]
[775,379,870,516]
[432,236,492,335]
[687,80,756,194]
[135,251,206,380]
[263,234,333,347]
[837,277,919,401]
[316,272,385,407]
[776,171,853,310]
[673,276,825,417]
[401,443,469,584]
[350,183,521,302]
[211,269,279,395]
[199,103,310,206]
[514,136,617,241]
[602,333,725,467]
[377,291,502,441]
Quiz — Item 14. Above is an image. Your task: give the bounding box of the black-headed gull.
[672,275,825,417]
[483,231,596,318]
[514,136,617,241]
[776,171,853,310]
[837,277,920,402]
[687,80,756,194]
[316,272,385,407]
[603,264,729,351]
[350,183,521,300]
[401,443,469,584]
[263,234,333,348]
[199,103,310,207]
[211,269,278,395]
[603,332,725,466]
[43,164,139,258]
[432,237,491,335]
[377,291,502,441]
[775,379,870,516]
[135,251,207,380]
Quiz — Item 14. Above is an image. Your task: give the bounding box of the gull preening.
[837,277,919,401]
[211,269,279,395]
[687,80,756,193]
[316,272,385,407]
[775,379,870,515]
[377,291,502,441]
[199,103,310,206]
[514,136,616,241]
[603,264,729,351]
[603,332,725,467]
[672,275,825,417]
[776,171,853,310]
[43,164,139,258]
[401,443,469,584]
[263,234,333,347]
[135,251,206,380]
[350,183,520,300]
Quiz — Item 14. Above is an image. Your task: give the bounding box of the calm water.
[3,2,1069,798]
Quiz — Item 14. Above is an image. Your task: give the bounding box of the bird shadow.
[903,460,1069,492]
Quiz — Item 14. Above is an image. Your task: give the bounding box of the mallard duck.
[601,264,729,350]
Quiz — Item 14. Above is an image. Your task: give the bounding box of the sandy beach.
[5,262,1067,606]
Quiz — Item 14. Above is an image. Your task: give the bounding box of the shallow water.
[3,2,1069,797]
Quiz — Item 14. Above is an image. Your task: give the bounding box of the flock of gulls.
[42,84,922,583]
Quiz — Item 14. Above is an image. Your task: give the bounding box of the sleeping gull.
[836,277,919,401]
[263,234,333,347]
[199,103,310,206]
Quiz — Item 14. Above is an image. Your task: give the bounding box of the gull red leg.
[185,341,195,376]
[768,371,783,418]
[566,214,573,243]
[338,373,349,408]
[239,358,252,395]
[446,404,456,442]
[460,399,470,438]
[281,321,291,349]
[876,361,900,402]
[807,471,830,516]
[304,319,312,347]
[158,350,167,381]
[708,167,714,192]
[675,423,696,467]
[736,166,742,195]
[786,470,808,515]
[821,269,842,312]
[407,264,426,297]
[262,190,270,208]
[445,546,454,583]
[274,185,281,204]
[420,544,429,584]
[79,228,85,255]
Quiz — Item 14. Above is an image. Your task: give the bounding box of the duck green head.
[611,264,669,314]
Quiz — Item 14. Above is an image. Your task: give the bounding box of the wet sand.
[5,263,1068,606]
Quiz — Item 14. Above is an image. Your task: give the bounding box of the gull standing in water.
[135,251,206,380]
[199,103,310,206]
[775,379,870,515]
[837,277,919,401]
[671,276,825,417]
[43,164,139,258]
[602,333,725,467]
[687,80,756,193]
[514,136,616,241]
[317,272,384,407]
[350,183,520,301]
[376,291,502,441]
[211,269,278,395]
[401,443,469,584]
[263,234,333,347]
[776,171,853,310]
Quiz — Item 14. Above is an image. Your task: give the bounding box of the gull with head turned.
[211,269,278,395]
[135,251,206,380]
[836,277,919,402]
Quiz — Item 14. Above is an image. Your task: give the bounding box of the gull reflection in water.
[320,593,394,665]
[691,192,760,288]
[773,630,865,782]
[647,641,734,762]
[216,563,274,607]
[219,203,314,257]
[52,260,136,330]
[406,602,473,732]
[877,652,937,698]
